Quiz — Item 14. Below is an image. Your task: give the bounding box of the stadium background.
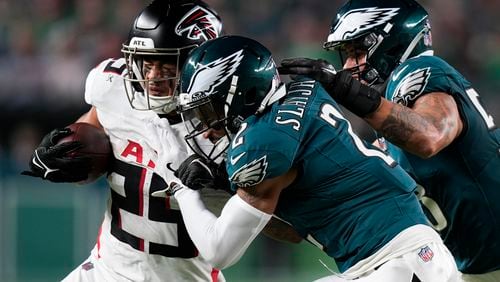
[0,0,499,281]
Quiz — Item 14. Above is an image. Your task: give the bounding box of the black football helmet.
[122,0,222,114]
[323,0,432,84]
[177,35,285,162]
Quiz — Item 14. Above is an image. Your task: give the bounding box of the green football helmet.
[324,0,432,84]
[177,35,284,162]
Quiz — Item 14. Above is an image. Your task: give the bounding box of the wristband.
[331,70,382,117]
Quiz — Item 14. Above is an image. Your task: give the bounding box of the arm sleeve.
[174,187,272,269]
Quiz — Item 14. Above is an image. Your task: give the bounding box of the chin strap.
[399,25,432,64]
[256,83,287,115]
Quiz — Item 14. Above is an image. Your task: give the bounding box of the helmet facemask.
[178,92,231,164]
[326,32,387,85]
[122,43,197,115]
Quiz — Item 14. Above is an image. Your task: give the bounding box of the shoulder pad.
[85,58,127,106]
[227,122,295,188]
[387,56,456,107]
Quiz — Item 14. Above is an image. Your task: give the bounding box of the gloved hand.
[279,57,382,117]
[21,127,92,183]
[278,57,337,92]
[174,154,231,192]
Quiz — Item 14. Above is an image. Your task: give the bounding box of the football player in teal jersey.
[278,0,500,280]
[158,35,461,281]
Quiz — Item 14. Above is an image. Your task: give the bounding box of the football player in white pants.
[279,0,500,280]
[161,35,462,282]
[24,1,228,281]
[314,229,458,282]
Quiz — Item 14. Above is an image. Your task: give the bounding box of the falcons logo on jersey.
[230,155,268,188]
[175,6,221,41]
[185,50,244,100]
[392,67,431,106]
[327,7,399,41]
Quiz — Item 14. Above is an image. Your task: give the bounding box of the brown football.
[57,122,112,183]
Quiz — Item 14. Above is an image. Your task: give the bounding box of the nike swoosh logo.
[230,152,246,165]
[32,155,44,170]
[166,162,176,172]
[392,65,409,81]
[34,150,59,178]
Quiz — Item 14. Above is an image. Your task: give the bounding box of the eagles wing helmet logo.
[230,156,268,188]
[175,6,221,40]
[328,7,399,41]
[392,67,431,106]
[186,49,244,96]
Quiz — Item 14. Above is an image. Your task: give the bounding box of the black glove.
[279,57,337,93]
[279,57,382,117]
[174,154,231,192]
[21,128,92,183]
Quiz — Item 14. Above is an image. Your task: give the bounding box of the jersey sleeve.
[386,56,464,107]
[84,59,110,106]
[84,58,126,107]
[226,122,298,190]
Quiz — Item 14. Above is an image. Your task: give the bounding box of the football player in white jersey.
[22,0,228,281]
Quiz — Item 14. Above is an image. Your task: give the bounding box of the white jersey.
[66,58,227,282]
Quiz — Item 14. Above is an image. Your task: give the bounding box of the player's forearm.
[76,107,103,128]
[364,99,446,158]
[262,216,303,244]
[174,188,272,269]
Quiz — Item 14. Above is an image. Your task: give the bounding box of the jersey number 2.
[319,103,396,166]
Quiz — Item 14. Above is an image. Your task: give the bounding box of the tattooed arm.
[364,92,463,158]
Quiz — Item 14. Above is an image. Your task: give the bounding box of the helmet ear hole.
[245,87,257,107]
[386,44,402,57]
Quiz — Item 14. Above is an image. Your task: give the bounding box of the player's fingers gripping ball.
[56,123,112,183]
[22,123,112,183]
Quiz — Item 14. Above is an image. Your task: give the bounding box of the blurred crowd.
[1,0,499,174]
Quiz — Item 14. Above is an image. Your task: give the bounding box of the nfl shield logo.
[418,246,434,262]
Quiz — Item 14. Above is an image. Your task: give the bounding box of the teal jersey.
[385,55,500,273]
[226,79,428,272]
